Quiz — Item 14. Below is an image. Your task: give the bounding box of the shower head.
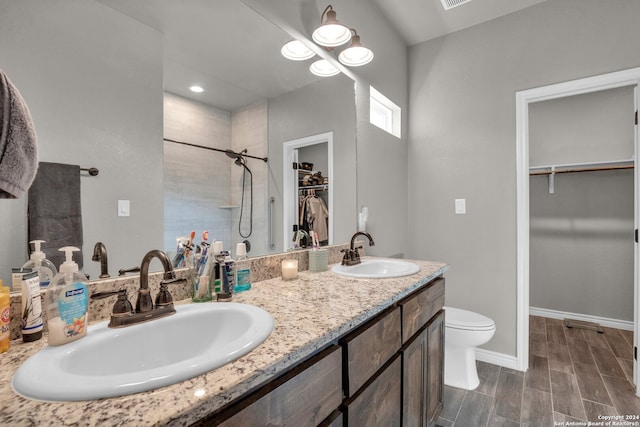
[225,149,241,159]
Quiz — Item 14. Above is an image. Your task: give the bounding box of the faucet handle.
[118,266,141,276]
[91,289,134,315]
[155,278,186,306]
[340,248,352,265]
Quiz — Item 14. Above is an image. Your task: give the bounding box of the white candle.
[281,259,298,280]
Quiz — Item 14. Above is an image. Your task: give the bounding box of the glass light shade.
[281,40,315,61]
[312,9,351,47]
[309,59,340,77]
[338,35,374,67]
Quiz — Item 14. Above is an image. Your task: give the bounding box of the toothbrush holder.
[308,249,328,272]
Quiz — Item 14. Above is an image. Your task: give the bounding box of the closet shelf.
[529,159,634,176]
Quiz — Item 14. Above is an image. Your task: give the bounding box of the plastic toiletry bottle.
[19,269,43,342]
[0,279,11,353]
[210,241,224,295]
[46,246,89,346]
[22,240,57,288]
[234,242,251,293]
[216,249,234,302]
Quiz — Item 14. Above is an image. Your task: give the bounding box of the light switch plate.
[455,198,466,214]
[118,200,130,217]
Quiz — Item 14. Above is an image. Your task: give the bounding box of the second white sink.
[12,302,274,401]
[331,258,420,279]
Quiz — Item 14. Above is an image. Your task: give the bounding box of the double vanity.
[0,248,447,426]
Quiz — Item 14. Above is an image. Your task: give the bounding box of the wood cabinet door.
[402,310,445,427]
[402,325,427,427]
[425,311,445,427]
[217,346,342,427]
[346,355,402,427]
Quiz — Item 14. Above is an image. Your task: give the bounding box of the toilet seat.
[444,306,495,331]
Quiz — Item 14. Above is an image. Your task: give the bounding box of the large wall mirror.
[0,0,357,284]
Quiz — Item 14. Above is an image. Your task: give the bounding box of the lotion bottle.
[22,240,57,288]
[46,246,89,346]
[0,279,10,353]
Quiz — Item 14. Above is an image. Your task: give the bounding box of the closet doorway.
[282,132,333,250]
[515,67,640,394]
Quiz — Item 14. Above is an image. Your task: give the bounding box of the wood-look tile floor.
[437,316,640,426]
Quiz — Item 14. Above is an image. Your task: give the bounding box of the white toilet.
[444,306,496,390]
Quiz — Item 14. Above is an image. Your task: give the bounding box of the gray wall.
[0,0,163,285]
[268,76,357,253]
[408,0,640,356]
[529,86,635,321]
[243,0,410,256]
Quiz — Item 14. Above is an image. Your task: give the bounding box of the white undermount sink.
[331,257,421,279]
[12,302,274,401]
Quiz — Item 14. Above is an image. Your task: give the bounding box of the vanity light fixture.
[312,5,352,48]
[281,40,316,61]
[281,5,374,77]
[189,85,204,93]
[338,29,374,67]
[309,59,340,77]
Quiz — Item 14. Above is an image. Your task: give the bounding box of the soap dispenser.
[22,240,57,288]
[46,246,89,346]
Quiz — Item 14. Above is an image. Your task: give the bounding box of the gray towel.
[0,69,38,199]
[28,162,83,269]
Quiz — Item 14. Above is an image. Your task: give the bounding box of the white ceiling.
[98,0,548,111]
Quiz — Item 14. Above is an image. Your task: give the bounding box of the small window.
[370,86,401,138]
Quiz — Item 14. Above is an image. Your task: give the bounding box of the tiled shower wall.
[163,93,269,257]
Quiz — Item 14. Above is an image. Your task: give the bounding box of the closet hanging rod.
[529,164,634,176]
[163,138,268,162]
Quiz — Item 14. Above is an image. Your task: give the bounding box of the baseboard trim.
[475,348,520,371]
[529,306,633,331]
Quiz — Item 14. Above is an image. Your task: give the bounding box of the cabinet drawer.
[346,355,402,426]
[341,306,402,397]
[400,277,445,343]
[218,345,342,427]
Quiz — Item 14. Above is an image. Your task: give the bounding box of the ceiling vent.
[440,0,473,10]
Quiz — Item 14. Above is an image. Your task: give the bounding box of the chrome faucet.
[91,249,185,328]
[92,242,110,279]
[342,232,375,266]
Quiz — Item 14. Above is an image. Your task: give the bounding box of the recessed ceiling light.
[189,85,204,93]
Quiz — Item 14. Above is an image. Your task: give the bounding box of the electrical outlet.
[455,199,466,215]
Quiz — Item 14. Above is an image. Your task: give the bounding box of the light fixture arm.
[320,5,334,24]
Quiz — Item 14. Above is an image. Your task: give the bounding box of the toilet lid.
[444,306,495,331]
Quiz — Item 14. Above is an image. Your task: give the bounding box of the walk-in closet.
[528,86,636,328]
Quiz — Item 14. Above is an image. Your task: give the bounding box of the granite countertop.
[0,258,448,426]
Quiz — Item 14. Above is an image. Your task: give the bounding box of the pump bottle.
[46,246,89,346]
[0,279,10,353]
[22,240,57,288]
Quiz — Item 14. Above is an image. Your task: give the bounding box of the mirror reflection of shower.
[226,149,253,240]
